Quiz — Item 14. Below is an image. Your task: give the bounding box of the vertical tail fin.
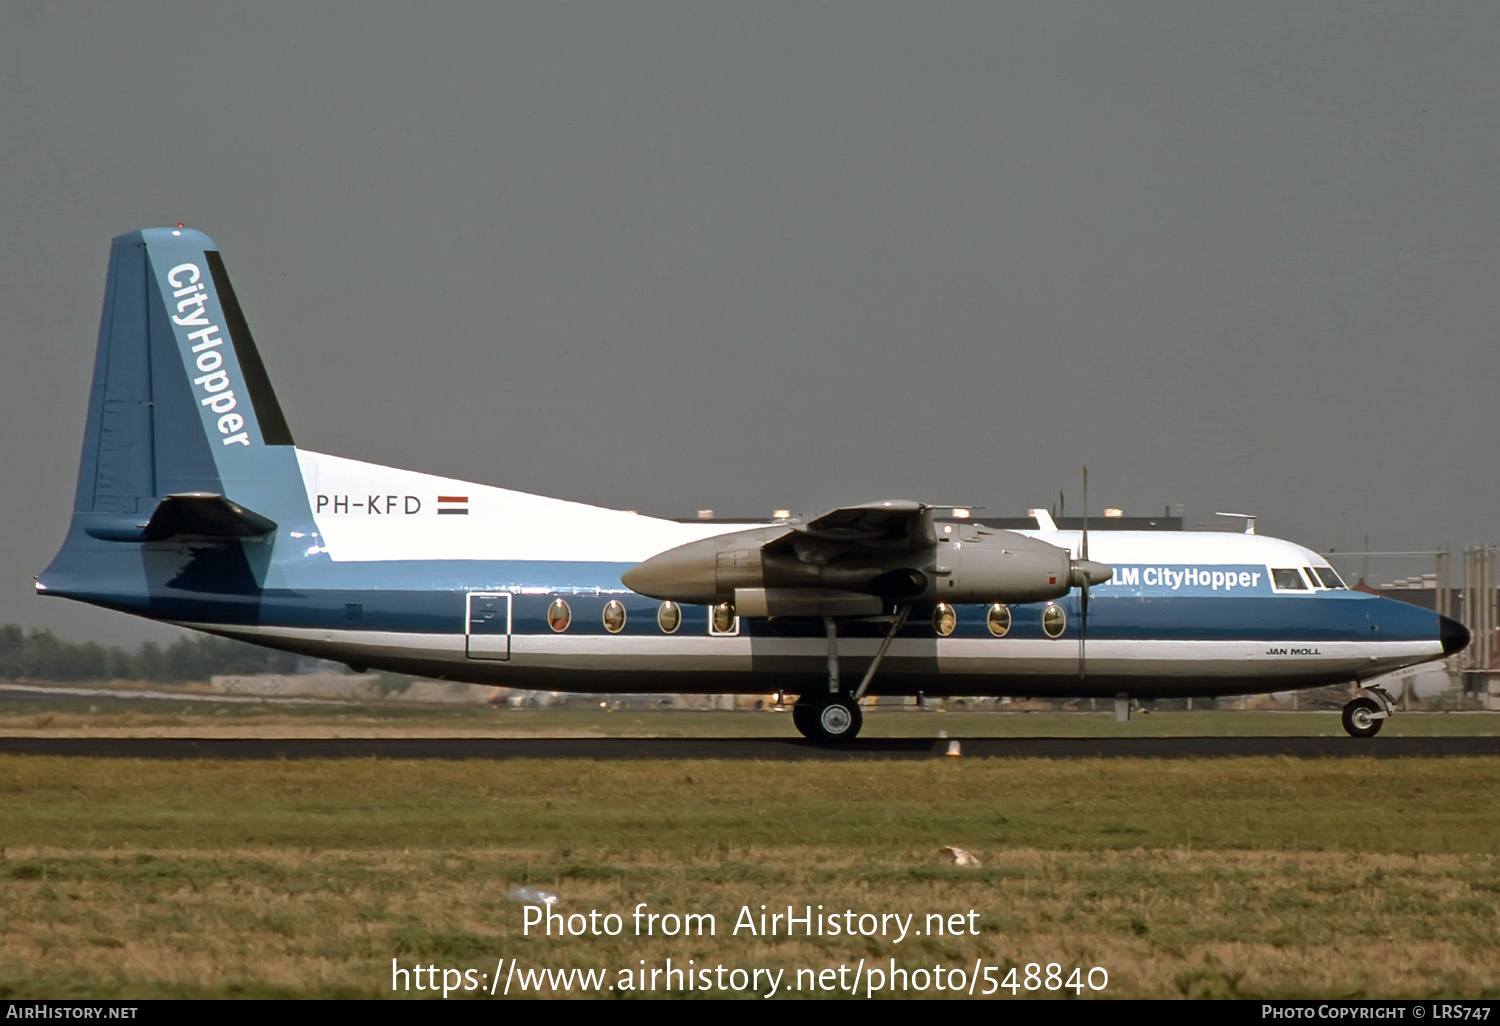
[41,229,314,612]
[73,227,297,518]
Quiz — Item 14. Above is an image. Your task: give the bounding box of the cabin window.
[933,603,957,637]
[547,597,572,632]
[657,601,681,634]
[711,602,738,635]
[1314,567,1346,590]
[1042,603,1066,638]
[987,603,1011,637]
[602,599,626,634]
[1271,568,1308,591]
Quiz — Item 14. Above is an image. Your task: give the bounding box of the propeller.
[1067,466,1113,678]
[1080,467,1090,677]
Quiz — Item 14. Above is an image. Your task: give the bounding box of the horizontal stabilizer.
[83,493,276,542]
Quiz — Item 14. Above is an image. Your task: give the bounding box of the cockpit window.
[1314,567,1346,590]
[1271,568,1308,591]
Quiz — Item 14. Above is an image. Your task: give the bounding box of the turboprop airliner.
[36,228,1470,742]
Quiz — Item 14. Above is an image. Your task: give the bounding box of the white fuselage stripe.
[176,622,1439,684]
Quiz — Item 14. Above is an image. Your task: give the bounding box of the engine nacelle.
[622,524,1090,612]
[931,530,1075,604]
[622,527,921,608]
[621,527,778,606]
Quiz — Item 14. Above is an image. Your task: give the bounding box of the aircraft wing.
[777,500,937,560]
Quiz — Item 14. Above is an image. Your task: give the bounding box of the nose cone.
[1440,615,1471,657]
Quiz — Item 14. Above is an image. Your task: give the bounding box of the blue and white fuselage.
[37,229,1468,738]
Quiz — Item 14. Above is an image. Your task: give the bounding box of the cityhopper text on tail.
[37,228,1471,741]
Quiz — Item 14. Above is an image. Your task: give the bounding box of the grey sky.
[3,2,1497,645]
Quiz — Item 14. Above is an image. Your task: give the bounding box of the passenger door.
[466,592,511,660]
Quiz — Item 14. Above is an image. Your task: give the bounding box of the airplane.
[36,228,1471,742]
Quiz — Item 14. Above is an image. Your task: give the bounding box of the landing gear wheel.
[1342,696,1383,738]
[816,696,862,743]
[792,694,863,743]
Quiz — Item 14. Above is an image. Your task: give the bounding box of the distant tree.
[107,646,139,681]
[0,624,23,679]
[76,642,109,682]
[137,641,169,682]
[21,629,64,680]
[0,623,313,683]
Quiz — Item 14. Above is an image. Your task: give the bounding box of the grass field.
[2,753,1497,999]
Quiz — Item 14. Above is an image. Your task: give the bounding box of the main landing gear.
[1341,687,1394,738]
[792,693,863,743]
[791,609,909,743]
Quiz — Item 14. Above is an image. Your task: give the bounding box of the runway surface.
[2,736,1498,760]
